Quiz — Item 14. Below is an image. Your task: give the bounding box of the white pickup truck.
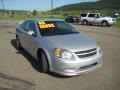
[80,13,116,26]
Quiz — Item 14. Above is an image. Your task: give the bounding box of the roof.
[30,18,64,22]
[87,13,101,14]
[81,13,101,15]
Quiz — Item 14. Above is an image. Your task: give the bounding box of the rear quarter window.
[81,14,87,17]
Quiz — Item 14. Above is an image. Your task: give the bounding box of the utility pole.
[51,0,53,17]
[51,0,53,10]
[61,6,63,17]
[2,0,4,16]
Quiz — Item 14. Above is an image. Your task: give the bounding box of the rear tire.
[16,36,22,50]
[82,20,88,25]
[38,50,49,73]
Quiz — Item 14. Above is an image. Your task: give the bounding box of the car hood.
[102,16,114,19]
[42,33,97,52]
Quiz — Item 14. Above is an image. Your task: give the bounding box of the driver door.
[24,21,38,58]
[93,14,101,24]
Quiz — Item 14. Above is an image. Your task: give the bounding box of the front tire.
[102,21,108,27]
[38,51,49,73]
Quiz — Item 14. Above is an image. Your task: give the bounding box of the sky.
[0,0,98,11]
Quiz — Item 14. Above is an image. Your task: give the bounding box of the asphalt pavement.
[0,20,120,90]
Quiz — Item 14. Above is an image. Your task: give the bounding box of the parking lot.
[0,20,120,90]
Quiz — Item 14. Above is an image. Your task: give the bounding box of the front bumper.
[51,53,103,76]
[108,20,116,25]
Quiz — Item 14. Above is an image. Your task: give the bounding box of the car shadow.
[7,31,16,35]
[10,39,70,78]
[11,39,42,72]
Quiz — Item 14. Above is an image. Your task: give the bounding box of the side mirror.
[94,15,98,18]
[27,31,36,37]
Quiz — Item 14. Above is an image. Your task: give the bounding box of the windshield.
[72,16,78,18]
[38,21,79,36]
[99,13,104,17]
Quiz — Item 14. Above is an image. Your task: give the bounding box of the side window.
[21,21,27,29]
[96,14,100,18]
[68,16,70,19]
[26,21,36,32]
[88,14,95,17]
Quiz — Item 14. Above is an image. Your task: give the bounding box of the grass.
[0,13,64,20]
[115,16,120,27]
[0,13,120,27]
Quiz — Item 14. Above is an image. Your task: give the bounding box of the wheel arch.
[83,19,87,21]
[37,48,51,70]
[101,20,108,23]
[82,19,88,24]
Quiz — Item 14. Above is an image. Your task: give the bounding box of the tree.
[32,10,37,16]
[7,11,10,15]
[12,10,15,16]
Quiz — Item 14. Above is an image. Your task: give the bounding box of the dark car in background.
[65,16,79,23]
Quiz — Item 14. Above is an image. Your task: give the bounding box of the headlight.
[97,46,102,53]
[109,19,112,21]
[54,48,75,60]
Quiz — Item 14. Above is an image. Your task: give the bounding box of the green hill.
[54,0,120,11]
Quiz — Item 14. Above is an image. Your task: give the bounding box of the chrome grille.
[75,48,97,58]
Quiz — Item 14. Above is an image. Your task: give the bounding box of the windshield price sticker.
[38,21,46,25]
[38,21,55,29]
